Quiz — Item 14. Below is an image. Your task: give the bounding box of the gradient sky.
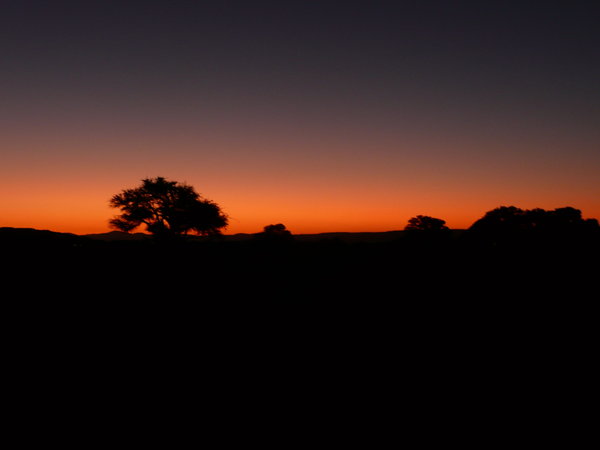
[1,0,599,234]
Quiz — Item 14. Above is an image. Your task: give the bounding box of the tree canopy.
[467,205,600,248]
[255,223,293,242]
[109,177,228,237]
[405,215,449,232]
[469,206,598,234]
[262,224,292,236]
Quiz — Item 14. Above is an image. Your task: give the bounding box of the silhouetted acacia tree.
[109,177,228,237]
[405,215,449,232]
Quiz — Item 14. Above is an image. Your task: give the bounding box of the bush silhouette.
[109,177,228,238]
[403,215,451,249]
[467,205,600,249]
[404,215,449,232]
[469,206,595,234]
[255,224,293,243]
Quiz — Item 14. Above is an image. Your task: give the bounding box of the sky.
[1,0,599,234]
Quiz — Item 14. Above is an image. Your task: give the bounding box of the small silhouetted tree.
[403,215,450,249]
[405,215,449,232]
[255,223,293,243]
[109,177,228,238]
[264,224,292,236]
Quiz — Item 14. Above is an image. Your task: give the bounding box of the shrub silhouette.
[403,215,451,249]
[404,215,449,232]
[467,205,600,248]
[255,224,293,242]
[109,177,228,238]
[469,206,594,233]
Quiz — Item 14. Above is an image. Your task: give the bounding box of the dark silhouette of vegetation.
[109,177,228,238]
[255,224,293,243]
[263,223,292,236]
[405,215,449,232]
[467,206,600,249]
[469,206,597,234]
[404,215,451,248]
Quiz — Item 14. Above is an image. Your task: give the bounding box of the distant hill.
[0,227,91,248]
[81,230,409,243]
[293,231,405,243]
[1,227,467,244]
[1,227,84,241]
[84,230,152,241]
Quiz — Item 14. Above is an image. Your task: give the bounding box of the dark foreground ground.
[4,226,597,366]
[2,227,597,442]
[3,226,597,301]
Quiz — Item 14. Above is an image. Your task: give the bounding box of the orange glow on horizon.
[2,178,598,236]
[2,130,599,236]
